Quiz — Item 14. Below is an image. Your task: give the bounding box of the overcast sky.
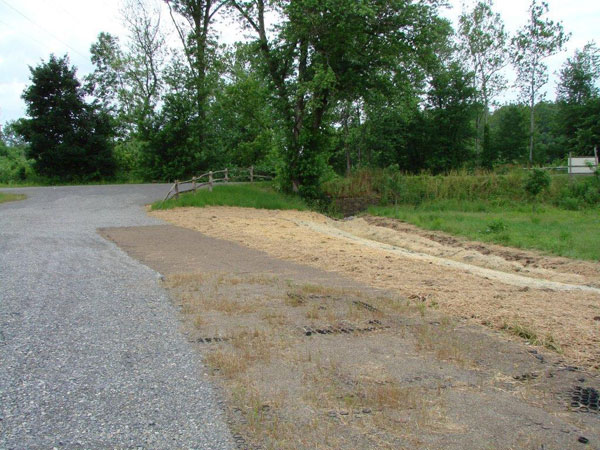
[1,0,599,124]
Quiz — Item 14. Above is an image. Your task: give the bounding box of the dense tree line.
[2,0,599,196]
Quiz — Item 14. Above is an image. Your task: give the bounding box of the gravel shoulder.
[0,185,234,449]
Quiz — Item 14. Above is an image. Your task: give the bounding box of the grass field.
[0,192,26,204]
[369,200,600,261]
[152,183,308,211]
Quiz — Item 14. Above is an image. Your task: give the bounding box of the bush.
[524,169,551,199]
[322,167,600,210]
[558,197,580,211]
[0,142,34,184]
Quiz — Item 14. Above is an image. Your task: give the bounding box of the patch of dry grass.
[152,206,600,368]
[413,322,471,366]
[164,273,515,448]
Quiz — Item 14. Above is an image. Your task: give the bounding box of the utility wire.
[0,17,56,55]
[53,1,81,25]
[0,0,89,60]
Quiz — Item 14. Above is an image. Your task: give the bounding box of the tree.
[490,104,529,163]
[458,0,509,157]
[165,0,228,155]
[555,43,600,155]
[17,55,115,180]
[557,42,600,105]
[510,0,569,165]
[424,61,478,172]
[87,1,166,138]
[229,0,449,197]
[211,43,277,168]
[121,0,167,137]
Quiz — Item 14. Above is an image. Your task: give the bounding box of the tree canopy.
[17,55,115,180]
[8,0,598,188]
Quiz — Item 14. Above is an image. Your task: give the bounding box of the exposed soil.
[101,223,600,449]
[150,207,600,369]
[362,215,600,287]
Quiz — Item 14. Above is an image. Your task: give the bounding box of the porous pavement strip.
[0,185,234,449]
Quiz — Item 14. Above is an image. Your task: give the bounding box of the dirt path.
[150,206,600,368]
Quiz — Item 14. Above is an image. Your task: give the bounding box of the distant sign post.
[569,151,598,178]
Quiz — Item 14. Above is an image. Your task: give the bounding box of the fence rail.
[162,166,273,202]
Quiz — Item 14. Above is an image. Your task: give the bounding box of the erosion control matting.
[149,207,600,369]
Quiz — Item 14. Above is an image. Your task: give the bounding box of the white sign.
[569,157,598,175]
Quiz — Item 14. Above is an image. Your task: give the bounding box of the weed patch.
[502,323,563,353]
[0,192,25,204]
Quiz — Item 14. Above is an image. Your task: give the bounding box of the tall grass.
[323,168,600,209]
[370,201,600,261]
[151,183,308,211]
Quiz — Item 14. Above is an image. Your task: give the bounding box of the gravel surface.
[0,185,234,449]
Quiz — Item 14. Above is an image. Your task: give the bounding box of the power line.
[0,17,56,55]
[0,0,89,60]
[53,1,82,25]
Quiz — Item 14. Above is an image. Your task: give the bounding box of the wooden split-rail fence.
[162,166,273,201]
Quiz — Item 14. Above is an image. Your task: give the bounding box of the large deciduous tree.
[510,0,569,165]
[229,0,447,197]
[557,42,600,105]
[165,0,228,153]
[87,0,166,137]
[556,43,600,154]
[17,55,115,180]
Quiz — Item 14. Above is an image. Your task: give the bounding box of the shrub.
[524,169,551,199]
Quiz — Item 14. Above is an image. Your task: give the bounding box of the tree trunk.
[529,76,535,166]
[529,95,535,166]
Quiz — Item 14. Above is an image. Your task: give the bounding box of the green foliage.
[0,127,33,184]
[229,0,451,198]
[424,62,478,172]
[370,201,600,261]
[6,2,597,186]
[152,183,308,211]
[557,42,600,104]
[323,167,600,208]
[510,0,570,164]
[524,168,551,198]
[17,55,115,181]
[485,218,507,234]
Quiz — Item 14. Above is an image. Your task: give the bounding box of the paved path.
[0,185,234,449]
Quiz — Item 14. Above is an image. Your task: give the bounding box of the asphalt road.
[0,185,234,449]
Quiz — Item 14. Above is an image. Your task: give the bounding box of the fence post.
[568,153,573,184]
[250,165,254,183]
[209,171,213,192]
[224,168,229,183]
[192,176,197,192]
[175,180,180,199]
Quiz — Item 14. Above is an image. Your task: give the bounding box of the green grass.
[0,192,26,204]
[152,183,308,211]
[369,200,600,261]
